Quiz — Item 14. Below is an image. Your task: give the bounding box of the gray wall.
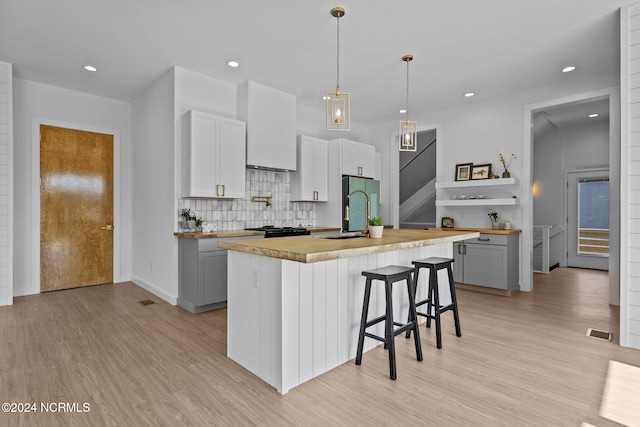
[533,119,609,228]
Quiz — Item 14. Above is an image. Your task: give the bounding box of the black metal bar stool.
[406,257,461,349]
[355,265,422,380]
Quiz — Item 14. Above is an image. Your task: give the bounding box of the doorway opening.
[398,129,437,229]
[532,96,610,277]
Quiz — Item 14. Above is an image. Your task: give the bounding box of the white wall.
[0,62,13,306]
[12,78,132,297]
[130,69,176,303]
[621,3,640,349]
[296,104,370,143]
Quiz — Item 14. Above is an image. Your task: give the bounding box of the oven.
[245,225,310,238]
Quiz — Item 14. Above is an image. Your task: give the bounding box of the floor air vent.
[586,328,613,341]
[138,299,156,306]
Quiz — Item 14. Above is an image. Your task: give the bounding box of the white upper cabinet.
[238,80,297,171]
[290,135,328,202]
[183,110,246,199]
[333,138,375,178]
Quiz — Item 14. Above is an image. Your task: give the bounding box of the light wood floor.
[1,268,638,426]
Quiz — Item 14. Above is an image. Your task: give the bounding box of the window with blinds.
[578,178,610,256]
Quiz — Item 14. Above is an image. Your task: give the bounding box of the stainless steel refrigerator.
[342,176,381,231]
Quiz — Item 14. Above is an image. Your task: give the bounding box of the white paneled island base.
[223,229,477,394]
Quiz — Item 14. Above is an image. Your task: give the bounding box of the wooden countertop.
[174,226,341,239]
[218,229,479,263]
[431,227,521,235]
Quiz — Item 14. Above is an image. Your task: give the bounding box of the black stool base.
[355,265,423,380]
[406,257,461,349]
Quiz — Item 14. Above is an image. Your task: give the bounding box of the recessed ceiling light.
[227,60,240,68]
[83,65,98,72]
[589,113,599,118]
[399,109,407,114]
[464,92,475,97]
[562,66,576,73]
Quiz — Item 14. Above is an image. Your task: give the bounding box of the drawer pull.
[478,238,490,241]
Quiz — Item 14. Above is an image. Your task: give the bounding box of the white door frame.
[523,86,620,301]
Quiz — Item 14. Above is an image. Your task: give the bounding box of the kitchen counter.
[225,228,477,394]
[219,229,478,263]
[432,227,521,235]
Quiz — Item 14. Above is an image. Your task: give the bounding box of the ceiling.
[539,98,610,127]
[0,0,630,127]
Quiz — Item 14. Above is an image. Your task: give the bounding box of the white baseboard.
[12,276,177,306]
[130,275,178,305]
[14,285,38,297]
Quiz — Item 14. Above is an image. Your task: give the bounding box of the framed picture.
[455,163,472,181]
[471,164,492,180]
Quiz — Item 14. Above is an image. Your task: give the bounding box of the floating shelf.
[435,177,519,189]
[436,198,520,207]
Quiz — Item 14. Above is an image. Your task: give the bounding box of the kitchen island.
[218,229,478,394]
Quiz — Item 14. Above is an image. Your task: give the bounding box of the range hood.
[238,81,297,172]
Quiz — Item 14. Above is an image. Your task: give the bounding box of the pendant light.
[326,7,350,131]
[399,54,417,151]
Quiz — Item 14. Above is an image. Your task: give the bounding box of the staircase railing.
[533,224,564,273]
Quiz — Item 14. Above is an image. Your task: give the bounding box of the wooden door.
[40,125,114,291]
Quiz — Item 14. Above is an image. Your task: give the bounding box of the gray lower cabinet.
[453,233,519,291]
[178,236,257,313]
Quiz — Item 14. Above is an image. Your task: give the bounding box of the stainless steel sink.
[314,232,367,239]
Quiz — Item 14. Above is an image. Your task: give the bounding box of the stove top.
[245,225,310,238]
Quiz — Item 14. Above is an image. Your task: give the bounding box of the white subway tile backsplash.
[179,169,317,231]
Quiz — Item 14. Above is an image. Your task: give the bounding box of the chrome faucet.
[344,189,371,234]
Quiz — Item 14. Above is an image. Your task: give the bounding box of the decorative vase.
[502,171,511,178]
[491,221,501,230]
[369,225,384,238]
[185,220,196,231]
